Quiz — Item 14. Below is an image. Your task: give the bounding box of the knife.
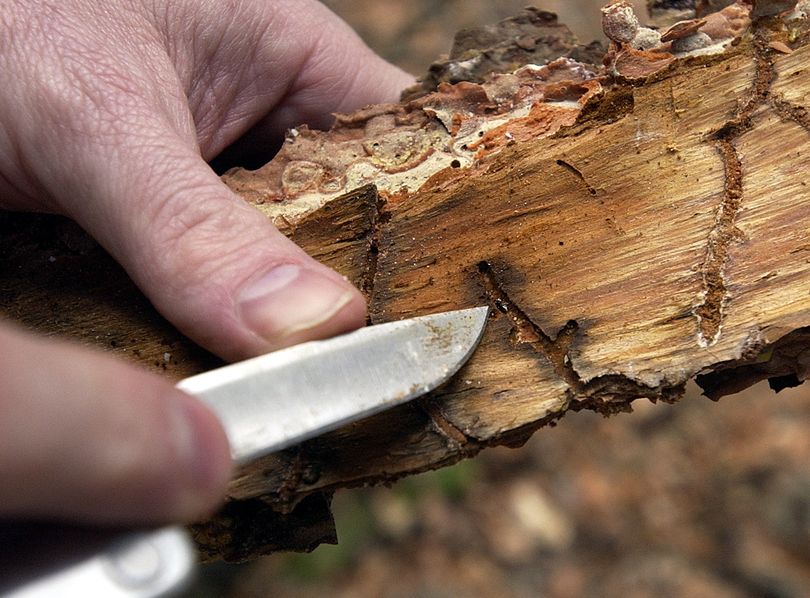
[0,306,489,597]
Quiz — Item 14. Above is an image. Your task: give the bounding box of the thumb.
[0,321,232,524]
[68,126,366,362]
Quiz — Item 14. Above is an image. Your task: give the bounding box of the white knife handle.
[0,524,195,597]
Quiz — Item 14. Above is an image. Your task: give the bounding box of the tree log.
[2,3,810,561]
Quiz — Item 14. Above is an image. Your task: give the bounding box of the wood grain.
[2,7,809,561]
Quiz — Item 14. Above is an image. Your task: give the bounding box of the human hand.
[0,0,413,524]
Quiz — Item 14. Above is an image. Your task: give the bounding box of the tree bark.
[2,4,810,561]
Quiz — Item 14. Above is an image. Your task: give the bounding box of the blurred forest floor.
[195,2,810,596]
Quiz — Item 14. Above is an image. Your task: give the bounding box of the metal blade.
[176,306,489,463]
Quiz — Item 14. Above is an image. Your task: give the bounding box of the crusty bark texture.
[2,2,810,561]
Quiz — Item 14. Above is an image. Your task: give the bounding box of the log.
[2,2,810,561]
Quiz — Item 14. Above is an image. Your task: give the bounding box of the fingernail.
[237,264,357,343]
[170,394,232,515]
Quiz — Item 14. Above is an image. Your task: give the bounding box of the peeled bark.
[2,3,810,561]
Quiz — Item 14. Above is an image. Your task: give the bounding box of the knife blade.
[178,305,490,463]
[1,306,489,597]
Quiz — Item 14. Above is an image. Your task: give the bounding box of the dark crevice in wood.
[696,24,778,346]
[362,185,388,305]
[418,398,479,449]
[709,27,776,140]
[555,159,598,195]
[268,447,318,507]
[768,372,802,392]
[477,260,581,389]
[578,376,684,409]
[695,138,744,346]
[191,492,337,563]
[696,327,810,400]
[477,261,683,411]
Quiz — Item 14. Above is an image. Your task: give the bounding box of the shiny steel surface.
[177,306,489,463]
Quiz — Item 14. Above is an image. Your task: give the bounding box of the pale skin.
[0,0,413,524]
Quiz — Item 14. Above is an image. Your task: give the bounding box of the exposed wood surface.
[2,4,810,561]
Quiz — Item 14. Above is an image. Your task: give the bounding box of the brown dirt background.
[190,3,810,596]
